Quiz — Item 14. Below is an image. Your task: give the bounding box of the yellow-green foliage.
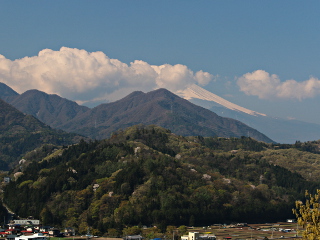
[259,149,320,182]
[32,177,47,189]
[293,190,320,240]
[42,148,64,162]
[19,180,33,188]
[39,168,53,175]
[96,177,109,184]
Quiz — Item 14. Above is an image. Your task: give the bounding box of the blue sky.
[1,1,320,124]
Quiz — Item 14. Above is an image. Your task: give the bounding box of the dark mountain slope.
[3,89,90,129]
[61,89,274,142]
[0,82,19,102]
[0,98,84,170]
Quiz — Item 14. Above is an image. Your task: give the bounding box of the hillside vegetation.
[4,125,320,236]
[0,99,85,170]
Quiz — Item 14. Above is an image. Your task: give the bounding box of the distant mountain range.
[0,83,273,143]
[180,84,320,143]
[3,81,319,143]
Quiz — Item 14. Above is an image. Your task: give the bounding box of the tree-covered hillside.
[4,125,320,236]
[0,99,85,170]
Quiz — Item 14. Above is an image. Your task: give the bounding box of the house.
[13,220,40,226]
[6,234,17,240]
[0,231,8,237]
[181,232,199,240]
[25,227,35,233]
[39,226,51,233]
[64,227,75,236]
[181,232,216,240]
[123,235,143,240]
[5,229,16,235]
[48,229,60,237]
[286,219,296,223]
[4,177,10,183]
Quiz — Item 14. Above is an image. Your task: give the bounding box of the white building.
[286,219,296,223]
[14,233,46,240]
[181,232,216,240]
[182,232,199,240]
[13,220,40,225]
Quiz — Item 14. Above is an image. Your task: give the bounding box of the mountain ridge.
[5,89,90,129]
[0,83,273,143]
[59,88,273,142]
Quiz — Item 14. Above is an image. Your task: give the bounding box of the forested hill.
[4,125,320,235]
[0,99,85,170]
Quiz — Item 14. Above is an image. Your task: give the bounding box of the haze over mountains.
[0,82,272,143]
[180,84,320,143]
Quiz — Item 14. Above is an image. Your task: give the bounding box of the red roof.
[21,230,33,233]
[0,232,8,234]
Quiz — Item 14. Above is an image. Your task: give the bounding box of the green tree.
[293,189,320,240]
[39,207,53,226]
[107,228,119,237]
[122,226,141,236]
[166,225,176,236]
[178,225,188,236]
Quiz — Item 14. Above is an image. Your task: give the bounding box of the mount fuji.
[180,84,266,117]
[179,84,320,143]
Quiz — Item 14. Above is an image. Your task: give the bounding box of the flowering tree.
[293,189,320,240]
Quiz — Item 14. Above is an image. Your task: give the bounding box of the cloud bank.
[0,47,213,105]
[237,70,320,100]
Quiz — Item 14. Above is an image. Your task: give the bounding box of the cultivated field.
[49,222,302,240]
[192,222,301,240]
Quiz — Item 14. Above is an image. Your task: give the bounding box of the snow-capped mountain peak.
[179,84,266,117]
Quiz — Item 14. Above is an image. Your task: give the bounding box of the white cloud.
[0,47,213,105]
[195,70,213,86]
[237,70,320,100]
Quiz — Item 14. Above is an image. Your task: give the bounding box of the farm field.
[47,222,302,240]
[192,222,301,240]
